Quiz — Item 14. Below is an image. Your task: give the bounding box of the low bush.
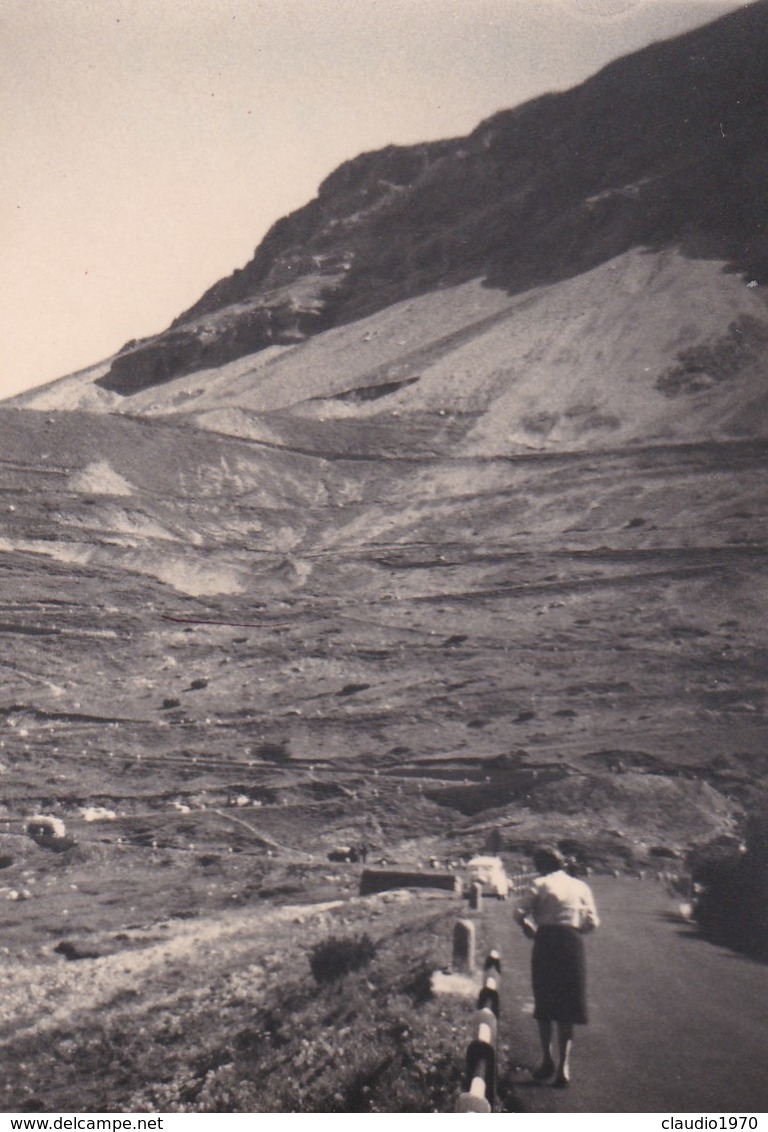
[691,812,768,956]
[309,934,377,983]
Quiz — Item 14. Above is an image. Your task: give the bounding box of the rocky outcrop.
[99,299,325,395]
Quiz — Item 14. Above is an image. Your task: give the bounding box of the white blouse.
[514,870,600,932]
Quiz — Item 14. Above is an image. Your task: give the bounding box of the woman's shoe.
[532,1060,555,1081]
[553,1071,570,1088]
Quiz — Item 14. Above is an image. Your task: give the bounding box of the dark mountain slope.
[93,0,768,396]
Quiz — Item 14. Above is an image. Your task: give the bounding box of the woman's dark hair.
[533,846,565,875]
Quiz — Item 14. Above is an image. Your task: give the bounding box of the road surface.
[480,876,768,1113]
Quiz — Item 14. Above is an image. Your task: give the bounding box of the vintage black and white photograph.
[2,0,767,1115]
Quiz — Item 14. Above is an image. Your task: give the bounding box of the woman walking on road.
[514,846,600,1087]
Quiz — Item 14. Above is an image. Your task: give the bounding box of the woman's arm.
[579,884,600,932]
[514,882,539,936]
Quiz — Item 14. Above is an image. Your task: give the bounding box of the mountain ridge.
[81,0,768,405]
[10,0,768,441]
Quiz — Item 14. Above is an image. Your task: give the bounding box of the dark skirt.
[532,925,588,1025]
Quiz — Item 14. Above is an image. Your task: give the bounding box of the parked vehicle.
[467,855,510,899]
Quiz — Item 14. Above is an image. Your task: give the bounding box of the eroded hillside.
[0,404,764,877]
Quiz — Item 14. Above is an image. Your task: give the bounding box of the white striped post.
[456,972,500,1112]
[477,963,501,1017]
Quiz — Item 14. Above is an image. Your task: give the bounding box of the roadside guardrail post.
[484,950,501,975]
[457,1034,496,1111]
[477,966,500,1017]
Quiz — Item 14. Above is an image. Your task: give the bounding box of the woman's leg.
[554,1022,573,1086]
[533,1020,555,1078]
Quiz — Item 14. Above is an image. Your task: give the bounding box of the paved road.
[479,876,768,1113]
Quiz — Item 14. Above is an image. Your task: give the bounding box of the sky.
[1,0,747,399]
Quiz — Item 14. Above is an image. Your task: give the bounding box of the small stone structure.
[359,868,460,896]
[452,919,476,974]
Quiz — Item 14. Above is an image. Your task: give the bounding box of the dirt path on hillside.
[0,899,342,1044]
[483,877,768,1113]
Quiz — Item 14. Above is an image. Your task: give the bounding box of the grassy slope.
[0,888,472,1113]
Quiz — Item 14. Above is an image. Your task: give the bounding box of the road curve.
[482,876,768,1113]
